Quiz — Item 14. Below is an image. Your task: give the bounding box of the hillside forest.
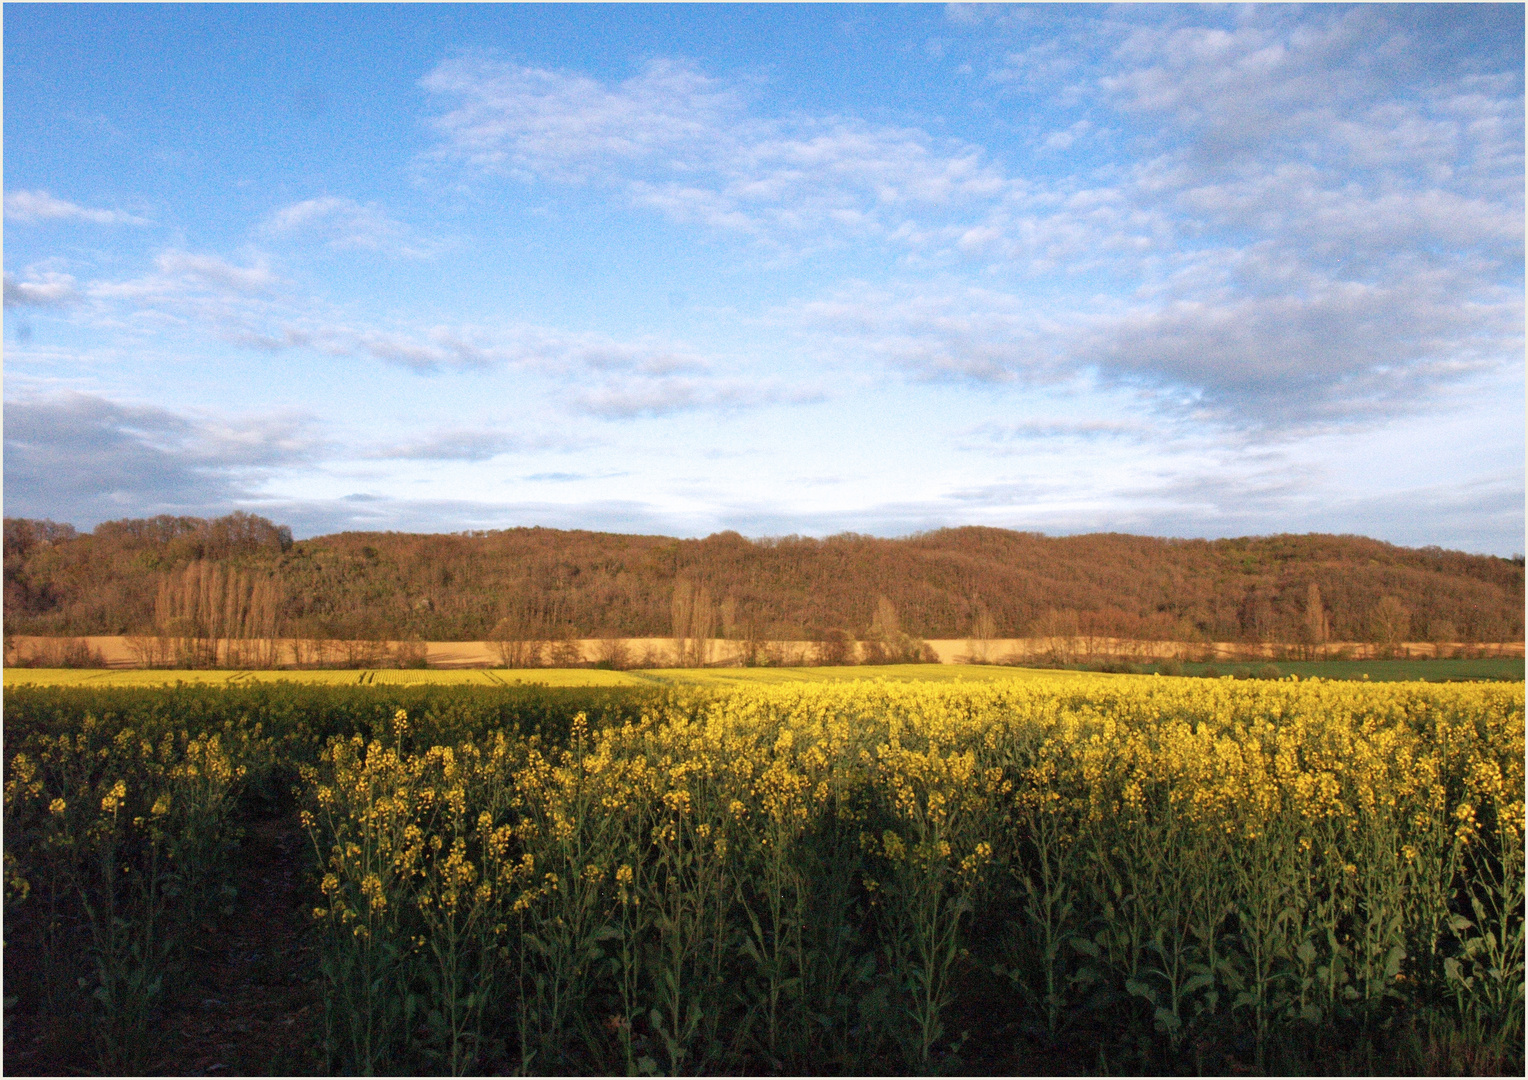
[4,515,1523,658]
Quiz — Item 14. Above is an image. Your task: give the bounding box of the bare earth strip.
[7,634,1522,672]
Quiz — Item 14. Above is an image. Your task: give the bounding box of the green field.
[1145,656,1524,681]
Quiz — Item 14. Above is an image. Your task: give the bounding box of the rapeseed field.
[4,676,1522,1074]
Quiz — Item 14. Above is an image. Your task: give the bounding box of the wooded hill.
[4,514,1523,646]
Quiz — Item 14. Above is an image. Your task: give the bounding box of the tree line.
[4,514,1523,650]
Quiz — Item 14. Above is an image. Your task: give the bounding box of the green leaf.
[1182,971,1215,996]
[1070,937,1100,958]
[1125,977,1157,1004]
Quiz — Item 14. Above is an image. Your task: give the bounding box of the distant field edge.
[4,656,1522,689]
[6,633,1522,671]
[2,663,1072,689]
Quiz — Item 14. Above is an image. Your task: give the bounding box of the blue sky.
[4,3,1523,554]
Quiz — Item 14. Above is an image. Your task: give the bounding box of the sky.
[3,3,1523,555]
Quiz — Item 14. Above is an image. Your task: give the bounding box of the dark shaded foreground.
[4,823,1516,1077]
[3,814,322,1076]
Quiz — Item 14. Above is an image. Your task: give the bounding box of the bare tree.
[672,579,694,665]
[492,594,565,667]
[720,595,739,639]
[724,598,764,666]
[595,633,631,670]
[125,633,171,668]
[1427,618,1457,659]
[491,601,547,668]
[1034,609,1080,665]
[390,638,429,669]
[1303,581,1330,659]
[862,596,934,664]
[153,561,282,667]
[967,602,997,663]
[691,586,716,665]
[640,640,674,669]
[292,632,336,668]
[338,637,387,669]
[815,628,855,666]
[12,637,104,668]
[671,580,716,666]
[547,629,585,668]
[1370,595,1411,657]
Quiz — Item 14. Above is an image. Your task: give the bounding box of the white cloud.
[4,272,79,307]
[753,7,1522,431]
[154,250,278,294]
[1043,119,1093,151]
[1100,5,1525,181]
[267,196,396,246]
[4,189,150,225]
[89,250,280,305]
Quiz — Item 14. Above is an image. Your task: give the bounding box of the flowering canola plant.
[294,676,1523,1073]
[6,677,1517,1073]
[4,714,270,1070]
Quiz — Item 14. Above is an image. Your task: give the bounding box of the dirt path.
[163,814,320,1076]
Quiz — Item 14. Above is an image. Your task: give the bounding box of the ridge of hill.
[4,514,1523,645]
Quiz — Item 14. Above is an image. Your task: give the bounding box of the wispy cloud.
[961,418,1148,449]
[4,189,151,226]
[422,55,1010,251]
[263,196,446,257]
[89,249,280,302]
[422,56,739,179]
[154,250,278,294]
[413,9,1522,434]
[574,375,823,419]
[787,266,1521,432]
[364,426,587,462]
[72,250,804,421]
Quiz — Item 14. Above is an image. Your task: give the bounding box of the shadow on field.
[4,812,322,1077]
